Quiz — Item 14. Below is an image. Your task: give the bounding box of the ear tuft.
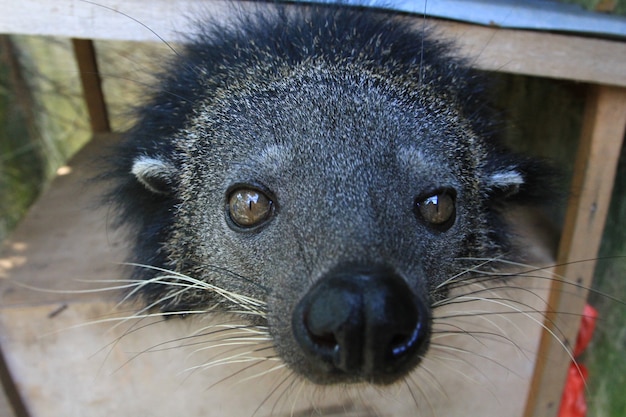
[486,169,525,197]
[131,156,177,195]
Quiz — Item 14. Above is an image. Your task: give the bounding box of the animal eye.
[414,189,456,231]
[227,188,274,228]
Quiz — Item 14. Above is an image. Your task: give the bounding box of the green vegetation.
[0,37,44,241]
[562,0,626,14]
[0,36,90,242]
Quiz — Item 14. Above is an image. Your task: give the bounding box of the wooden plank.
[0,0,220,41]
[0,135,557,417]
[523,85,626,417]
[0,296,548,417]
[72,39,110,133]
[0,135,126,307]
[0,0,624,86]
[434,20,626,87]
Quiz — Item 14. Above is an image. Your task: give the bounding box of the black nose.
[292,264,431,383]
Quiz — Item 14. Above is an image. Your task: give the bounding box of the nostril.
[310,331,337,348]
[311,333,338,350]
[389,326,422,358]
[297,290,360,369]
[304,312,339,350]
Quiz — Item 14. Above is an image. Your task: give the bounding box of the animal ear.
[131,155,177,195]
[484,155,558,203]
[485,168,525,198]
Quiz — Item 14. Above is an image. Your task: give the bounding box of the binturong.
[106,3,551,387]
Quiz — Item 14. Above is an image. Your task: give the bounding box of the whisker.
[236,363,288,384]
[252,373,295,417]
[204,358,278,391]
[123,263,269,312]
[428,342,523,379]
[269,374,303,417]
[455,256,626,304]
[422,353,497,393]
[450,294,587,381]
[406,365,439,417]
[289,378,308,417]
[435,256,505,290]
[78,0,182,58]
[431,328,525,355]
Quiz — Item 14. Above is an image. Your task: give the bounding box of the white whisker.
[235,363,288,384]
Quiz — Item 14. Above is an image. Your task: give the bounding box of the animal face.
[110,4,544,390]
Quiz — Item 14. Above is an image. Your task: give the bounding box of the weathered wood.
[0,135,125,306]
[435,20,626,87]
[0,0,624,86]
[0,135,556,417]
[523,85,626,417]
[0,0,221,41]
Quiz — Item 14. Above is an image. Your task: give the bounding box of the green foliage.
[560,0,626,14]
[0,36,90,242]
[0,43,44,241]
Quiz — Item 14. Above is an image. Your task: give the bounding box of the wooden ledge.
[0,134,556,417]
[0,0,624,86]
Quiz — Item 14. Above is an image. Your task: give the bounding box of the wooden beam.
[435,20,626,87]
[523,85,626,417]
[0,0,624,86]
[71,38,110,133]
[0,0,221,42]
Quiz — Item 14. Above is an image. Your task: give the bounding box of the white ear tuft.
[487,170,525,195]
[131,156,177,195]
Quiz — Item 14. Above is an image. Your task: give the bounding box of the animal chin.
[291,263,431,385]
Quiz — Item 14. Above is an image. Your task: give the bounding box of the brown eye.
[228,188,273,228]
[415,189,456,231]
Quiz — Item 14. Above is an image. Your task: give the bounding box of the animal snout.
[292,264,431,383]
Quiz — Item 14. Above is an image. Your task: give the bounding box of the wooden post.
[71,38,110,133]
[523,85,626,417]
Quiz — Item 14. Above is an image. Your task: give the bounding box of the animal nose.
[292,265,431,382]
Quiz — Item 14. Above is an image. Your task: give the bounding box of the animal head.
[108,4,546,386]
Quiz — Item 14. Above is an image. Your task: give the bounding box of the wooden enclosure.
[1,1,625,416]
